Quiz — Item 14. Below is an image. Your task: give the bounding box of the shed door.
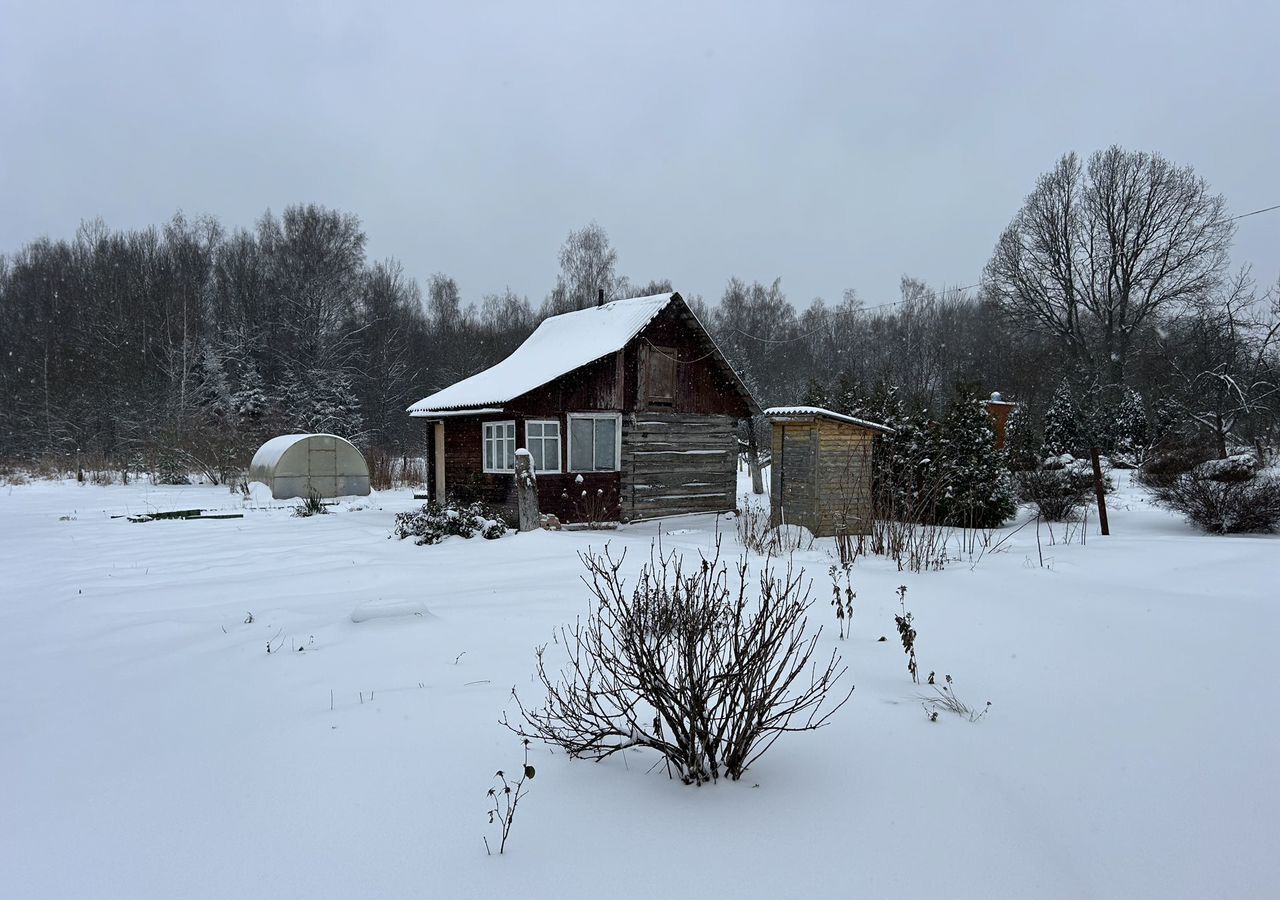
[776,424,818,532]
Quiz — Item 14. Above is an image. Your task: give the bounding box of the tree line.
[1,145,1276,483]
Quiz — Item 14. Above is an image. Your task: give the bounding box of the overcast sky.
[2,1,1277,309]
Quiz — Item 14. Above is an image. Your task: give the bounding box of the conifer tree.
[935,394,1017,528]
[1003,402,1041,471]
[1043,381,1083,456]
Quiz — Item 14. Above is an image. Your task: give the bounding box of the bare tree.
[1160,270,1280,459]
[985,146,1234,386]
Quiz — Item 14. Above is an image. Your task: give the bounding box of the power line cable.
[1231,203,1280,221]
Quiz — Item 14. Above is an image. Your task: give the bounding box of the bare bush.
[869,486,951,572]
[365,449,427,490]
[507,540,852,785]
[1151,473,1280,534]
[398,454,426,487]
[736,499,814,556]
[1137,447,1212,488]
[1193,454,1258,483]
[1016,467,1090,521]
[366,447,393,490]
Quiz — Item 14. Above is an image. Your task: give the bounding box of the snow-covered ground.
[1,471,1276,899]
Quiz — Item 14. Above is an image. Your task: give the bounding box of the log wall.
[621,412,738,520]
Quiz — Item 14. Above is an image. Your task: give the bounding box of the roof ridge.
[407,293,678,415]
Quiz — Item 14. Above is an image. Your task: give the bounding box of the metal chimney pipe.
[597,287,604,307]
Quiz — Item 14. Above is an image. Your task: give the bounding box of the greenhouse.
[248,434,371,500]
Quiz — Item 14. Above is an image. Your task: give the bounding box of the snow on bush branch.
[392,500,508,545]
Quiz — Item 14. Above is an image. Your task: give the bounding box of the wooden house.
[408,292,759,523]
[766,406,893,536]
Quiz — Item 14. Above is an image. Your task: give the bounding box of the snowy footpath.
[1,473,1276,899]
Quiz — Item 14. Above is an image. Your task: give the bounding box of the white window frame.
[524,419,562,474]
[482,420,517,473]
[567,412,622,473]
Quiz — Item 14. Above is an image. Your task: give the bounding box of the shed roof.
[408,291,758,416]
[765,405,895,434]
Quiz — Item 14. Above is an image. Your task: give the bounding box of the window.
[568,413,621,472]
[525,420,561,473]
[482,421,516,473]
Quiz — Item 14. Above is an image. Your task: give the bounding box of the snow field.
[0,473,1276,899]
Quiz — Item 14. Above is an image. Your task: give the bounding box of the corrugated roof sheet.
[765,405,895,434]
[408,293,675,415]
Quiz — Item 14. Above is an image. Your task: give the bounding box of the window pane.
[570,418,594,471]
[528,422,559,472]
[484,422,517,471]
[594,418,617,470]
[546,432,560,471]
[540,435,560,471]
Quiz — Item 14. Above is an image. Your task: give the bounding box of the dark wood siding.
[507,353,621,415]
[440,414,622,523]
[440,414,513,511]
[621,412,738,520]
[628,304,754,418]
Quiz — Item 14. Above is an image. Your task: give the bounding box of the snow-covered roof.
[408,293,677,415]
[765,405,895,434]
[250,434,319,471]
[249,433,367,471]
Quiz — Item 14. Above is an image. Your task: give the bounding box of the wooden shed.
[407,292,759,523]
[765,406,893,536]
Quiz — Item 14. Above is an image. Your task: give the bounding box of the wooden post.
[433,422,446,501]
[746,417,765,495]
[514,449,540,532]
[1090,446,1110,536]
